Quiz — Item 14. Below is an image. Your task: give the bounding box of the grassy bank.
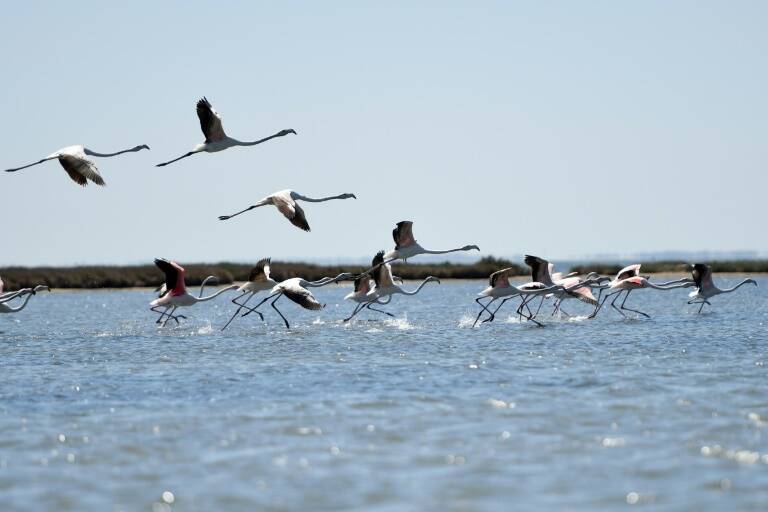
[0,257,524,290]
[2,258,764,290]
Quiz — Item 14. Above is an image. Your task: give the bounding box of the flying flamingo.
[385,221,479,263]
[240,272,354,329]
[218,189,357,231]
[344,251,440,322]
[153,275,221,325]
[687,263,757,313]
[156,97,296,167]
[221,258,278,330]
[0,280,50,314]
[550,272,610,317]
[150,258,238,327]
[5,144,149,186]
[588,264,693,319]
[343,272,405,321]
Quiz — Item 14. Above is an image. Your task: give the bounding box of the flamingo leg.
[516,296,543,327]
[609,290,627,318]
[241,292,280,318]
[619,290,649,318]
[151,305,184,325]
[233,292,265,319]
[161,306,178,327]
[481,297,514,324]
[365,303,394,317]
[344,301,372,322]
[270,295,290,329]
[474,297,496,326]
[589,290,619,319]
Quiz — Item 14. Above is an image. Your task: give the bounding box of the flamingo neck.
[3,293,34,312]
[722,279,754,293]
[402,278,434,296]
[196,285,238,302]
[84,146,145,157]
[234,132,285,146]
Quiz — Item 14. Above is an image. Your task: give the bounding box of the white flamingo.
[156,97,296,167]
[589,264,693,319]
[218,189,357,231]
[687,263,757,313]
[221,258,278,330]
[0,279,50,314]
[345,251,440,322]
[343,271,405,321]
[150,258,238,327]
[384,221,479,263]
[240,272,354,329]
[5,144,149,186]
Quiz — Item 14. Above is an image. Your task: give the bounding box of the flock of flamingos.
[1,97,758,328]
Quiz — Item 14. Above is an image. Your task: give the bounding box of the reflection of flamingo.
[345,251,439,322]
[221,258,277,330]
[589,264,692,319]
[687,263,757,313]
[0,283,50,314]
[5,144,149,186]
[156,97,295,167]
[241,272,353,329]
[150,258,238,327]
[218,189,356,231]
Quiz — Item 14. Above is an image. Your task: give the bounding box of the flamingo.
[588,264,693,319]
[343,273,404,321]
[240,272,354,329]
[0,283,50,314]
[221,258,278,330]
[687,263,757,313]
[550,272,610,317]
[218,189,357,231]
[5,144,149,186]
[150,258,238,327]
[153,275,221,325]
[385,221,479,263]
[344,251,440,322]
[156,97,296,167]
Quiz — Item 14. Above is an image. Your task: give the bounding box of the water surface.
[1,278,767,511]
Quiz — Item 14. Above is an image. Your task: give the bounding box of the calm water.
[1,278,767,511]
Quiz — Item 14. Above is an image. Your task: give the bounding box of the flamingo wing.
[196,97,227,142]
[154,258,185,293]
[370,251,385,288]
[249,257,272,282]
[353,276,372,294]
[0,276,3,294]
[392,221,415,249]
[616,264,641,281]
[524,255,551,284]
[282,286,324,310]
[58,155,104,186]
[489,268,514,288]
[691,263,714,291]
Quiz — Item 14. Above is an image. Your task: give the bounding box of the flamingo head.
[464,245,480,251]
[746,279,758,287]
[32,285,50,294]
[278,129,297,136]
[426,276,441,285]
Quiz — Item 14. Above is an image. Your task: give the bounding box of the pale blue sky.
[2,1,766,266]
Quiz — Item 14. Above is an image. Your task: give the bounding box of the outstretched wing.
[370,251,386,287]
[524,255,551,284]
[616,264,641,281]
[353,276,372,294]
[274,195,311,231]
[489,268,514,288]
[58,155,104,186]
[691,263,713,290]
[249,257,272,282]
[392,221,415,250]
[196,97,227,143]
[154,258,183,292]
[282,286,324,310]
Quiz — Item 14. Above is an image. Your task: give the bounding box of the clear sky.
[2,1,766,266]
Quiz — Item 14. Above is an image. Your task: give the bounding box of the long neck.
[722,279,754,293]
[236,131,287,146]
[0,289,29,303]
[423,247,466,255]
[646,281,693,291]
[305,273,348,287]
[4,293,33,312]
[198,276,218,298]
[402,278,434,296]
[85,146,145,157]
[294,194,348,203]
[196,285,238,302]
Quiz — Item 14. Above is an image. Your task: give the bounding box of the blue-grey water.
[1,278,767,511]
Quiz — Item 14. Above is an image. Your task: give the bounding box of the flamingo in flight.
[150,258,238,327]
[221,258,278,330]
[156,97,296,167]
[343,270,406,322]
[588,264,692,319]
[240,272,354,329]
[344,251,440,323]
[5,144,149,186]
[687,263,757,313]
[386,221,479,263]
[218,189,357,231]
[0,277,50,314]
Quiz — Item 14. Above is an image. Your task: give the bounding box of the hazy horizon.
[3,2,766,266]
